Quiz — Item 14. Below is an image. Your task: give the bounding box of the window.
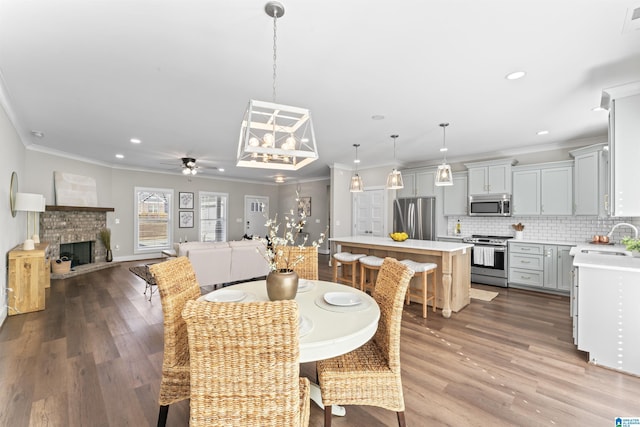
[199,192,228,242]
[135,187,173,252]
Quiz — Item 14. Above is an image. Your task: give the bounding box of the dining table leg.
[310,382,346,416]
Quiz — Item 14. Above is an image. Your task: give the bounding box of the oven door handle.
[472,245,506,252]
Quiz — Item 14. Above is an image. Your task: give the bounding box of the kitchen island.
[571,250,640,377]
[330,236,473,318]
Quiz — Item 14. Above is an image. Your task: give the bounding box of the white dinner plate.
[204,289,247,303]
[297,279,315,293]
[323,292,362,307]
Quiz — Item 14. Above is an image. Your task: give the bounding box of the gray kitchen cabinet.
[543,245,572,291]
[509,242,570,293]
[464,159,517,195]
[601,85,640,217]
[396,168,437,197]
[396,171,416,198]
[569,143,608,217]
[443,172,467,216]
[512,169,540,215]
[509,242,544,288]
[512,161,573,216]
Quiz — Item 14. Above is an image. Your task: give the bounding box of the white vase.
[515,231,523,240]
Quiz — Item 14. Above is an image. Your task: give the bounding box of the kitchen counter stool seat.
[359,255,385,293]
[400,259,437,318]
[332,252,366,288]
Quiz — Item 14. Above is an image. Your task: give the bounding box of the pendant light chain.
[272,7,278,103]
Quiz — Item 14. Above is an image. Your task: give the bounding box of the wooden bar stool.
[332,252,366,288]
[400,259,437,318]
[359,255,385,294]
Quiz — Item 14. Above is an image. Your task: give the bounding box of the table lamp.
[14,192,46,250]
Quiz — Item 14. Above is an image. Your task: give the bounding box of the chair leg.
[431,270,437,312]
[332,260,339,283]
[397,411,406,427]
[422,272,427,319]
[157,405,169,427]
[324,405,333,427]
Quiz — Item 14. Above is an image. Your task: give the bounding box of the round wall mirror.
[10,171,18,217]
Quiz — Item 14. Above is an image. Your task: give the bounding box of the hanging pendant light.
[435,123,453,186]
[350,144,364,192]
[237,1,318,171]
[385,135,404,190]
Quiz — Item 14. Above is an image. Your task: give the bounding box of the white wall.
[0,97,27,325]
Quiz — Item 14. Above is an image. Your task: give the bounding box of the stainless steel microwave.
[468,194,511,216]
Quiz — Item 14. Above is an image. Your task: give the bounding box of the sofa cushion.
[187,247,233,286]
[177,241,229,257]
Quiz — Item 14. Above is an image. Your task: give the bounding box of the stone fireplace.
[40,206,114,263]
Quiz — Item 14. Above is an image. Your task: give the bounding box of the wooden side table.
[8,242,49,315]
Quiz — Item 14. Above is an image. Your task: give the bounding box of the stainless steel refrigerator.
[393,197,437,241]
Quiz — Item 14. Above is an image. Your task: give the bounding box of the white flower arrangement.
[257,195,327,272]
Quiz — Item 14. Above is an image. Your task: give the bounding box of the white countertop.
[330,235,473,252]
[509,238,578,246]
[573,251,640,272]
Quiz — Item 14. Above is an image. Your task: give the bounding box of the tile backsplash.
[446,216,640,244]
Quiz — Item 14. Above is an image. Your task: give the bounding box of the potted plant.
[621,236,640,257]
[99,227,113,262]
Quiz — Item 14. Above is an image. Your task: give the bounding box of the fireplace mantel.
[45,205,114,212]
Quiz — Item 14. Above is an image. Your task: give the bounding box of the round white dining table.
[200,279,381,415]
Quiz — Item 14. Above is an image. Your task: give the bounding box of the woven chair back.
[275,245,319,280]
[182,299,303,427]
[371,257,413,372]
[149,257,201,379]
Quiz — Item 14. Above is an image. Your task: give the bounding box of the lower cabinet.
[509,242,571,292]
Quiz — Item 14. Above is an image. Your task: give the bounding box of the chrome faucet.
[607,222,639,239]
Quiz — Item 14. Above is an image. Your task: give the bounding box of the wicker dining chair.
[182,299,310,427]
[317,257,414,427]
[275,245,319,280]
[148,256,202,427]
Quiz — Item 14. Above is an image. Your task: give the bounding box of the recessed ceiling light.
[591,106,605,112]
[505,71,526,80]
[31,130,45,138]
[536,130,549,136]
[274,176,285,183]
[130,138,141,144]
[115,154,124,159]
[218,167,225,172]
[371,115,385,120]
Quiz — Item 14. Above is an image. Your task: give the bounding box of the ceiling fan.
[181,157,199,175]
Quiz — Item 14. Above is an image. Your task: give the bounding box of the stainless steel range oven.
[463,235,513,287]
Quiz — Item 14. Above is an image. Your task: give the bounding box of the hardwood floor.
[1,255,638,426]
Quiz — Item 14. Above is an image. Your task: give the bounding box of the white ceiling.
[1,0,639,183]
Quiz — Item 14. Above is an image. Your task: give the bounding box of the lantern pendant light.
[385,135,404,190]
[349,144,364,192]
[435,123,453,186]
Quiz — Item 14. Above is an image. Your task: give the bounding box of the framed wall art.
[179,211,194,228]
[298,196,311,217]
[179,192,194,209]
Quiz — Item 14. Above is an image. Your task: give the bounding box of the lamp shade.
[386,169,404,190]
[435,164,453,186]
[14,193,46,212]
[350,174,364,192]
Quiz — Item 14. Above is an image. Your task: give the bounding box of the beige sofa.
[174,240,270,287]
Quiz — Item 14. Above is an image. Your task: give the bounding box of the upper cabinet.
[602,82,640,217]
[512,161,573,216]
[397,168,437,198]
[569,143,609,217]
[464,159,517,195]
[443,172,468,216]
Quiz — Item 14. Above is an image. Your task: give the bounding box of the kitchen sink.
[578,249,632,256]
